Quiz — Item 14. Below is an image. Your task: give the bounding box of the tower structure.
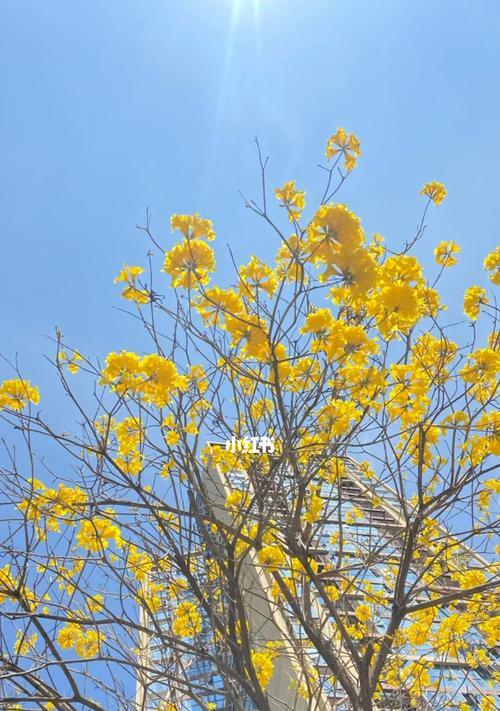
[137,443,498,711]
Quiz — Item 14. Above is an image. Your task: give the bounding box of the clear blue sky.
[1,0,499,423]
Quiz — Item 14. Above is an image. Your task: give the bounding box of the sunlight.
[204,0,264,193]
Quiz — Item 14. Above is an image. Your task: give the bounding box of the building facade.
[137,443,498,711]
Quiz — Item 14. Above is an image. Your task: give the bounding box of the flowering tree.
[0,130,498,711]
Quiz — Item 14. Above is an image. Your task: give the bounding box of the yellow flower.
[368,233,385,260]
[407,608,435,646]
[0,564,17,604]
[452,569,486,589]
[420,181,447,205]
[58,624,81,650]
[225,489,248,511]
[355,603,372,623]
[433,612,473,656]
[138,354,184,407]
[172,601,202,637]
[100,352,185,407]
[115,417,143,457]
[224,314,270,361]
[163,238,215,289]
[76,517,123,552]
[58,350,83,374]
[167,577,189,599]
[300,307,335,336]
[194,286,243,326]
[274,180,306,221]
[166,431,180,446]
[183,421,198,435]
[302,488,324,524]
[460,348,500,386]
[251,648,275,689]
[170,213,215,241]
[387,364,430,426]
[479,616,499,647]
[99,351,142,393]
[325,128,361,171]
[484,246,500,286]
[327,246,378,296]
[257,545,285,570]
[75,629,102,658]
[114,264,149,305]
[18,483,88,535]
[306,204,365,273]
[484,478,500,494]
[0,379,40,411]
[317,399,361,437]
[87,594,104,613]
[275,235,308,283]
[345,507,364,525]
[463,285,489,320]
[434,240,460,267]
[239,256,277,298]
[480,697,496,711]
[160,461,173,478]
[366,255,430,338]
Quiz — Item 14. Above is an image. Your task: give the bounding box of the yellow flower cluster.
[76,516,123,552]
[306,204,377,300]
[411,332,458,383]
[171,600,202,637]
[225,488,249,514]
[275,235,308,283]
[355,603,372,623]
[316,399,361,439]
[0,379,40,411]
[406,608,435,647]
[433,612,474,657]
[274,180,306,221]
[114,264,150,305]
[58,623,103,657]
[460,348,499,405]
[301,307,378,365]
[367,255,440,338]
[14,630,38,656]
[462,412,499,465]
[194,286,243,326]
[140,579,165,613]
[479,615,500,647]
[239,255,277,298]
[420,181,447,205]
[387,364,431,427]
[257,545,286,570]
[100,351,188,406]
[19,482,87,536]
[224,314,270,361]
[171,213,216,241]
[251,644,278,689]
[484,246,500,285]
[302,486,324,524]
[463,285,489,320]
[0,564,17,604]
[325,128,361,171]
[434,240,460,267]
[164,213,216,289]
[58,350,83,373]
[164,238,215,289]
[114,416,144,475]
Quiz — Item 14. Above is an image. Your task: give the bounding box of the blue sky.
[1,0,499,424]
[0,4,498,704]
